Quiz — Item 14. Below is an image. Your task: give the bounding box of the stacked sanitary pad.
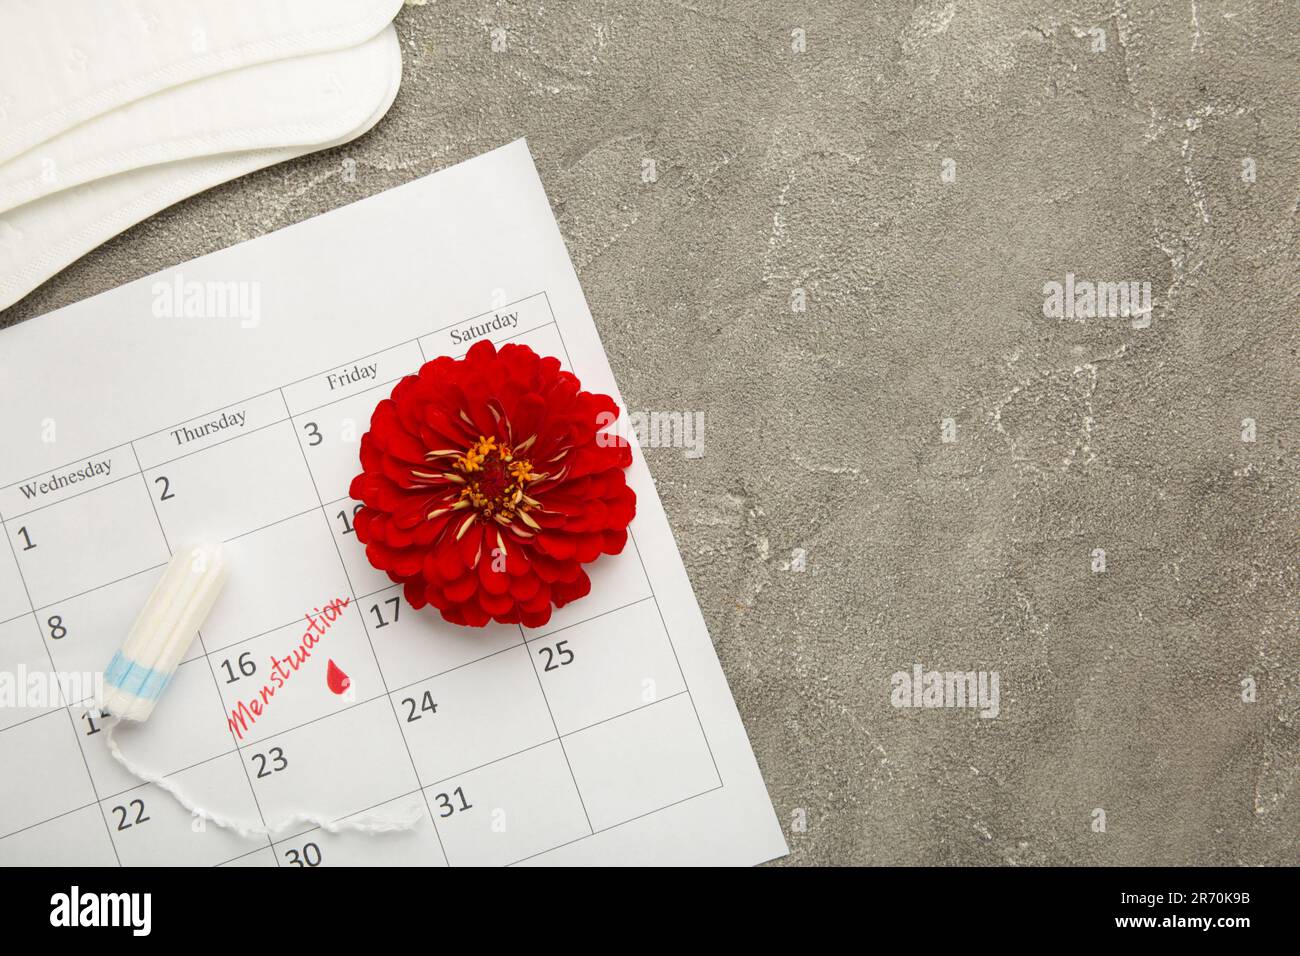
[0,0,407,310]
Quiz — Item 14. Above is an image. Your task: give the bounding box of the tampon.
[94,542,419,835]
[97,542,228,721]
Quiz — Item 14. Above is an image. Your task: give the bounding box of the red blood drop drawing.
[326,659,351,695]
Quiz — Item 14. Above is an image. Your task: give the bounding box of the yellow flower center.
[453,436,538,520]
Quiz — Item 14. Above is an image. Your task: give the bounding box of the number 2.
[154,475,174,500]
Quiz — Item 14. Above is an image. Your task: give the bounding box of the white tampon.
[97,542,228,721]
[94,542,420,836]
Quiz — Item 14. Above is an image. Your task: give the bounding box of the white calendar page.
[0,140,787,867]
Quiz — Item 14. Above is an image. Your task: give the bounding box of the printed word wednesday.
[225,597,351,740]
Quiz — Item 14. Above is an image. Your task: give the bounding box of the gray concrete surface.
[2,1,1296,865]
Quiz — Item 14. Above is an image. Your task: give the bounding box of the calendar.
[0,140,788,867]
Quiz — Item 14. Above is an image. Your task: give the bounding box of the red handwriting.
[226,597,351,741]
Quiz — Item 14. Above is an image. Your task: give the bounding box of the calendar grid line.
[342,603,449,865]
[61,705,124,865]
[245,687,700,864]
[131,385,283,444]
[221,505,322,544]
[260,785,436,852]
[559,688,692,741]
[50,682,699,813]
[179,595,342,659]
[0,326,561,509]
[128,443,172,554]
[0,706,63,733]
[520,622,595,835]
[255,735,566,854]
[291,376,403,418]
[275,291,546,392]
[128,438,281,862]
[279,386,451,868]
[520,594,656,644]
[98,693,382,798]
[101,721,287,801]
[0,293,554,496]
[143,416,299,472]
[2,292,731,866]
[0,492,124,863]
[216,844,276,867]
[627,527,724,788]
[546,305,725,789]
[385,635,523,695]
[231,691,382,752]
[200,626,282,863]
[505,783,726,867]
[14,492,355,615]
[414,689,695,794]
[457,320,556,356]
[353,580,405,603]
[45,631,556,802]
[489,292,597,839]
[0,473,141,523]
[31,561,168,615]
[207,776,728,869]
[0,336,559,524]
[0,788,102,843]
[215,609,524,712]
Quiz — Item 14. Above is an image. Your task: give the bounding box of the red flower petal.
[350,343,635,628]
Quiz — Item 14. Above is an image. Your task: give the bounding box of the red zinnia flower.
[348,340,636,628]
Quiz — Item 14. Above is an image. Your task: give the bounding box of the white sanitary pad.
[0,26,399,213]
[0,24,402,311]
[0,0,404,164]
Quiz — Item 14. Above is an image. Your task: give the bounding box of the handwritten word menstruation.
[226,597,351,741]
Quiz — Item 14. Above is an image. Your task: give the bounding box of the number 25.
[538,640,574,672]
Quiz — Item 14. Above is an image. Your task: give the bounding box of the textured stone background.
[2,1,1296,865]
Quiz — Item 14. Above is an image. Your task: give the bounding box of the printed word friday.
[226,597,351,741]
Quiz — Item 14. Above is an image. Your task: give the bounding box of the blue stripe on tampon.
[137,667,173,700]
[104,652,172,701]
[104,651,132,686]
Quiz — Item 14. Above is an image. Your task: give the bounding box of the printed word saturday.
[226,597,350,741]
